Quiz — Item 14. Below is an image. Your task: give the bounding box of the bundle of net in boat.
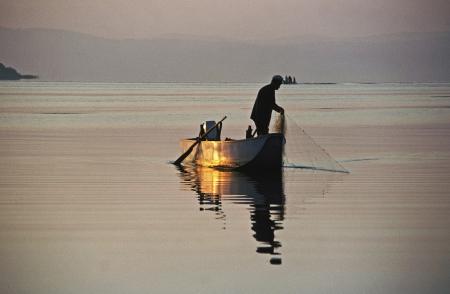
[272,113,348,173]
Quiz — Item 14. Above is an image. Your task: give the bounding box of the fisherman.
[250,75,285,136]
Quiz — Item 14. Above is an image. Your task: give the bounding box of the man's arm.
[273,103,284,115]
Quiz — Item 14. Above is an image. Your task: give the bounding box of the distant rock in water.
[282,75,297,84]
[0,63,37,80]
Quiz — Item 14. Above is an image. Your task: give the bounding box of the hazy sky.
[1,0,449,40]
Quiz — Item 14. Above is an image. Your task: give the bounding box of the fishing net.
[272,113,349,173]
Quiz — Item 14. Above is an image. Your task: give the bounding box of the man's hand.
[274,104,284,115]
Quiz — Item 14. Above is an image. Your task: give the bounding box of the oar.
[173,116,227,165]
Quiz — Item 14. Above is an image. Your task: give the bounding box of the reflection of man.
[251,171,285,263]
[251,75,285,136]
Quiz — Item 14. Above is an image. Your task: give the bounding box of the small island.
[0,63,37,80]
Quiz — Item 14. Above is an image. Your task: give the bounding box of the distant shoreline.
[2,27,449,83]
[1,80,448,85]
[0,63,38,80]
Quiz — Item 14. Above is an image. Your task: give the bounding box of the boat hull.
[179,133,285,171]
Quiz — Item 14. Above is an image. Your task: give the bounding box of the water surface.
[1,82,449,293]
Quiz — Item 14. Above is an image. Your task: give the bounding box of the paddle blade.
[173,141,198,165]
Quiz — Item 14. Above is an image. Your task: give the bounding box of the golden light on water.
[197,166,226,196]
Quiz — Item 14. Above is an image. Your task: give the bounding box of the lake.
[1,81,449,293]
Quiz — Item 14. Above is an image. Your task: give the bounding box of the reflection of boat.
[177,165,285,265]
[179,133,285,171]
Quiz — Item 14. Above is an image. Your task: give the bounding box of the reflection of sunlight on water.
[177,165,285,265]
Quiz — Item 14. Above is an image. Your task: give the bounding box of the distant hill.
[0,62,37,80]
[0,27,449,82]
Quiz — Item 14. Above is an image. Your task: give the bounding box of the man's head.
[271,75,284,90]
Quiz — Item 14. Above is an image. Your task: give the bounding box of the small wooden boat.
[179,133,285,171]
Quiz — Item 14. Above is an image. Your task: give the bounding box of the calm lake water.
[0,82,449,293]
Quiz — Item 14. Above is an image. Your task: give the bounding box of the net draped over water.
[272,113,349,173]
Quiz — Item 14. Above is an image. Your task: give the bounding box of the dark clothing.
[251,84,276,135]
[254,122,269,136]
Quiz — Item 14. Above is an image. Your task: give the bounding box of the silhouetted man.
[251,75,285,136]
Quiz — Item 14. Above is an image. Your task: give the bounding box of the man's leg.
[256,123,269,136]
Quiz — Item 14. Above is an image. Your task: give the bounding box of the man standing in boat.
[251,75,285,136]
